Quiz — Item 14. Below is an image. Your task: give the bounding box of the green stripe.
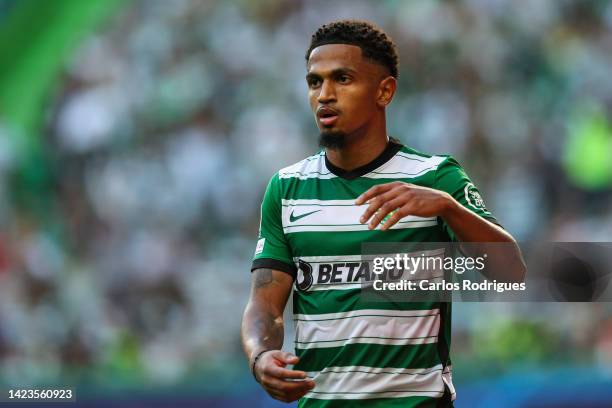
[294,342,441,372]
[293,289,438,315]
[282,203,356,207]
[282,171,332,177]
[299,396,441,408]
[370,168,437,175]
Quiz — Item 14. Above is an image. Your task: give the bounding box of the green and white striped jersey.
[251,142,497,407]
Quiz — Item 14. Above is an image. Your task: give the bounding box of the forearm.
[441,198,526,282]
[241,300,285,363]
[241,268,292,365]
[441,199,513,242]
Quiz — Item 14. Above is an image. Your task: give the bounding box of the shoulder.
[399,145,469,171]
[262,152,326,201]
[277,150,327,180]
[387,145,452,177]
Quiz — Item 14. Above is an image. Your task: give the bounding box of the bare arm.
[241,268,315,402]
[440,198,526,282]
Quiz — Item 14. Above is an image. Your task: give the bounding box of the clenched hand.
[254,350,315,402]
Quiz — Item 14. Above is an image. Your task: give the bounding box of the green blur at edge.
[563,103,612,191]
[0,0,124,215]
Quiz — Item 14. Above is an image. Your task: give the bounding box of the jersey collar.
[324,140,403,180]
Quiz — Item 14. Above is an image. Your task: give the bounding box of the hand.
[355,181,454,231]
[253,350,315,402]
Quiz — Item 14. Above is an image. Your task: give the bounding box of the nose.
[317,80,336,104]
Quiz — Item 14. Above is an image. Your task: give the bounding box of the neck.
[325,119,389,171]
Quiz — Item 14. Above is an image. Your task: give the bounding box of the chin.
[319,130,347,149]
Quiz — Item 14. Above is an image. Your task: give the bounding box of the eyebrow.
[306,67,357,81]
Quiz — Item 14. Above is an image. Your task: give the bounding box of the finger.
[272,381,316,402]
[367,197,405,230]
[268,388,312,403]
[263,382,315,400]
[285,387,315,402]
[275,351,299,365]
[267,389,289,402]
[355,183,396,205]
[267,365,308,379]
[262,376,315,393]
[380,206,409,231]
[359,190,401,224]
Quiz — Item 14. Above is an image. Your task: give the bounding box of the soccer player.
[241,20,525,407]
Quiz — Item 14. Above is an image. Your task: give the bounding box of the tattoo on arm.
[254,268,273,288]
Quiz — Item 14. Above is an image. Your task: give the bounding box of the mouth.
[317,107,340,126]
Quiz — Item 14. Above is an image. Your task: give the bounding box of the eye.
[338,75,351,84]
[307,78,321,88]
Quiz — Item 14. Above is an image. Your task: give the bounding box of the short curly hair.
[305,20,399,78]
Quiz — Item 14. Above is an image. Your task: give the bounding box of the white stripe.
[278,153,447,180]
[442,364,457,400]
[307,282,363,291]
[295,308,439,322]
[282,199,356,206]
[278,153,331,180]
[295,311,440,349]
[362,154,445,179]
[296,336,438,349]
[282,202,437,234]
[280,171,336,180]
[308,364,443,376]
[303,364,445,400]
[364,169,436,179]
[396,152,430,162]
[284,220,438,233]
[293,254,364,263]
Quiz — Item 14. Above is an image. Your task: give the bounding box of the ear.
[376,76,396,108]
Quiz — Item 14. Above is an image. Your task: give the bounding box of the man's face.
[306,44,387,144]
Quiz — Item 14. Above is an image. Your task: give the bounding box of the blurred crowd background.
[1,0,612,406]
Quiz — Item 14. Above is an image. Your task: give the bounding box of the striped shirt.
[251,141,497,407]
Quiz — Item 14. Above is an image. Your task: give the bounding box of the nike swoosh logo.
[290,209,321,222]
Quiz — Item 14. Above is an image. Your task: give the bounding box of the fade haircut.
[305,19,399,78]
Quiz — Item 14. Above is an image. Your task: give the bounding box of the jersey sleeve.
[250,173,296,278]
[434,156,501,241]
